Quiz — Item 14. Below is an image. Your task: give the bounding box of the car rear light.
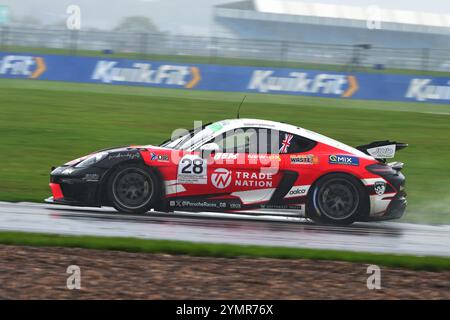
[366,163,397,175]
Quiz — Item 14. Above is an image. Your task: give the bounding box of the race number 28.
[181,158,204,174]
[177,155,207,184]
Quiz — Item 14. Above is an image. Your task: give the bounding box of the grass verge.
[0,231,449,271]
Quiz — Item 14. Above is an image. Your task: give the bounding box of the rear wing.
[356,140,408,161]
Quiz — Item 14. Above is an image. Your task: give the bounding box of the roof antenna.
[237,95,247,119]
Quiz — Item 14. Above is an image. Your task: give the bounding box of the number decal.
[180,158,204,174]
[177,155,207,184]
[192,159,204,174]
[181,159,192,174]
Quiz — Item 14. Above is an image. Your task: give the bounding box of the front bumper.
[379,170,407,220]
[386,194,407,220]
[363,166,407,222]
[367,192,407,221]
[47,166,107,207]
[45,196,95,207]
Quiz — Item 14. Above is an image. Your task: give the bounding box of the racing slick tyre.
[107,164,160,214]
[308,173,368,226]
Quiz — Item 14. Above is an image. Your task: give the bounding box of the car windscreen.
[158,122,213,149]
[177,127,214,150]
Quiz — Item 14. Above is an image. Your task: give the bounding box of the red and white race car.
[47,118,407,225]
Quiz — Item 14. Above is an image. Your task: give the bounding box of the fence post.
[139,33,148,59]
[422,48,430,73]
[68,29,79,55]
[209,36,218,64]
[0,25,8,51]
[280,41,288,67]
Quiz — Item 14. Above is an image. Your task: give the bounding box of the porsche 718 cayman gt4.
[46,119,407,225]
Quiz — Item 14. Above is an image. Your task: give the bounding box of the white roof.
[254,0,450,29]
[187,118,371,159]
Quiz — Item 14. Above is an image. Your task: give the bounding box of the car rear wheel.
[308,173,367,225]
[107,165,159,214]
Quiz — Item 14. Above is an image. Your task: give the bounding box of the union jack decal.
[279,133,293,153]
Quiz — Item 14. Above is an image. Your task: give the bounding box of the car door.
[173,127,315,210]
[202,127,284,208]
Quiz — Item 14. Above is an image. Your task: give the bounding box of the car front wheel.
[107,165,159,214]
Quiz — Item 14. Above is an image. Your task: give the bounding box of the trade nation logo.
[211,168,232,189]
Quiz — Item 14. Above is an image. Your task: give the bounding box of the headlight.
[75,152,108,168]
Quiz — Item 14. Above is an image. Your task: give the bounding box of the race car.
[46,118,407,225]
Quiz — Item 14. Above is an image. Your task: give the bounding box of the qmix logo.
[211,168,232,189]
[328,155,360,166]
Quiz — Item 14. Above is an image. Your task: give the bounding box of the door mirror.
[200,143,220,158]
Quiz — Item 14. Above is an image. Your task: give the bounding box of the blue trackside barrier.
[1,52,450,104]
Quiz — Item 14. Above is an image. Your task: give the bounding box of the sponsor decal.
[374,181,387,196]
[211,168,232,189]
[177,155,207,184]
[108,152,141,160]
[169,199,240,209]
[214,153,238,161]
[248,70,358,97]
[0,55,46,79]
[261,204,305,213]
[211,169,273,189]
[230,203,242,209]
[91,61,201,88]
[285,185,310,198]
[406,78,450,102]
[250,154,280,160]
[328,154,359,166]
[150,152,169,162]
[290,154,318,165]
[248,154,281,162]
[367,145,396,159]
[176,200,227,208]
[235,171,273,188]
[279,133,293,153]
[289,189,306,196]
[207,122,223,133]
[214,153,281,166]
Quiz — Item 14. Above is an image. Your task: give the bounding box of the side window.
[278,131,317,154]
[203,128,315,154]
[213,128,267,153]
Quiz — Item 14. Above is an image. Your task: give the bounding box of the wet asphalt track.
[0,202,449,257]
